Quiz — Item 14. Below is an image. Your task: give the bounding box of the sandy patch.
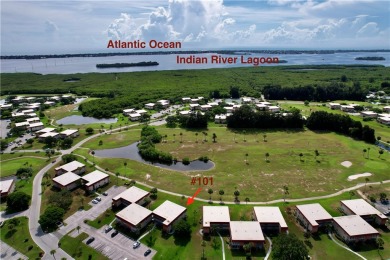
[341,161,352,168]
[347,172,372,181]
[145,174,151,180]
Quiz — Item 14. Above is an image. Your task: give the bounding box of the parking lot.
[82,225,156,260]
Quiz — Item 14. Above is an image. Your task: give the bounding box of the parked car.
[104,226,113,233]
[111,230,119,237]
[133,241,140,249]
[91,199,98,204]
[144,249,151,256]
[384,211,390,216]
[86,237,95,244]
[96,197,102,202]
[102,192,108,196]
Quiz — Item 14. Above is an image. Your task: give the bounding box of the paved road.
[0,208,29,222]
[0,240,28,260]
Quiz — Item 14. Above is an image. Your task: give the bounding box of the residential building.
[129,113,141,121]
[189,104,200,110]
[55,161,86,176]
[340,199,388,225]
[157,100,170,108]
[377,116,390,125]
[333,215,379,243]
[112,186,150,207]
[340,105,356,112]
[360,111,378,118]
[214,114,227,124]
[115,203,153,233]
[44,101,56,106]
[268,106,281,113]
[123,108,135,116]
[81,170,110,192]
[229,221,265,249]
[383,106,390,113]
[26,117,40,124]
[35,127,56,137]
[28,122,44,132]
[256,104,269,111]
[224,106,234,113]
[207,102,219,107]
[202,206,231,234]
[15,122,29,129]
[60,129,79,138]
[0,179,15,198]
[242,97,253,104]
[200,105,212,111]
[0,104,13,110]
[179,110,192,117]
[182,97,191,103]
[253,207,288,234]
[38,132,60,142]
[145,103,156,110]
[153,200,187,232]
[295,204,332,232]
[135,109,147,115]
[52,172,81,190]
[328,103,341,110]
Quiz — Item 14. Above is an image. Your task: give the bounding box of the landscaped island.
[355,56,385,61]
[96,61,159,68]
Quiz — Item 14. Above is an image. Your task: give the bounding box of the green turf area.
[0,156,48,178]
[59,232,109,260]
[0,217,43,259]
[77,126,389,202]
[81,128,141,150]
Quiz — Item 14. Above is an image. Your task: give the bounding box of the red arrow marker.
[186,187,202,206]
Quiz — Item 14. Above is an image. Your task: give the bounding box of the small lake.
[56,115,118,125]
[94,142,215,171]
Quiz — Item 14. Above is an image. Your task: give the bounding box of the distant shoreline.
[1,49,390,60]
[355,56,385,61]
[96,61,159,68]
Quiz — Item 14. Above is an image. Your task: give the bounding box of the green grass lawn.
[77,126,389,202]
[0,156,48,178]
[0,217,43,259]
[60,232,109,260]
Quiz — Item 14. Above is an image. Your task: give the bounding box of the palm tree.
[201,240,206,260]
[378,149,384,158]
[91,150,95,163]
[314,150,319,160]
[245,197,250,204]
[283,185,289,202]
[365,177,369,191]
[116,172,120,185]
[124,162,127,177]
[76,225,81,234]
[195,132,199,143]
[212,133,217,143]
[245,153,249,164]
[50,249,56,259]
[265,152,270,162]
[299,153,303,162]
[180,132,183,143]
[173,133,176,142]
[349,191,355,200]
[263,134,267,142]
[203,132,208,142]
[208,188,213,200]
[243,130,246,142]
[219,189,224,201]
[367,147,371,159]
[363,148,367,158]
[234,133,237,142]
[234,190,240,202]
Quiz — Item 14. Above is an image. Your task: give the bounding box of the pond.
[94,142,215,171]
[56,115,118,125]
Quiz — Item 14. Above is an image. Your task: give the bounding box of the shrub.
[182,157,190,165]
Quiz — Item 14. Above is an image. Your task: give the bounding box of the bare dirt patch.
[341,161,352,168]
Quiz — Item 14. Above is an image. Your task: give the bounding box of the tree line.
[263,81,366,101]
[137,126,173,164]
[306,111,376,143]
[227,105,304,129]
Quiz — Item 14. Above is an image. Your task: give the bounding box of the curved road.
[6,121,388,259]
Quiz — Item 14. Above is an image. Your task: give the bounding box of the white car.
[96,197,102,202]
[91,199,98,204]
[133,241,140,249]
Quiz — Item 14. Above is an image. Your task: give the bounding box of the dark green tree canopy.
[7,191,31,212]
[272,234,309,260]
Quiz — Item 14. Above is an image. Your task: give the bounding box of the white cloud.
[106,0,256,46]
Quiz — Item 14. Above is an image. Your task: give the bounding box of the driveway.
[0,240,28,260]
[82,225,156,260]
[57,185,126,236]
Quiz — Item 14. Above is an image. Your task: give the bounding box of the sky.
[1,0,390,55]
